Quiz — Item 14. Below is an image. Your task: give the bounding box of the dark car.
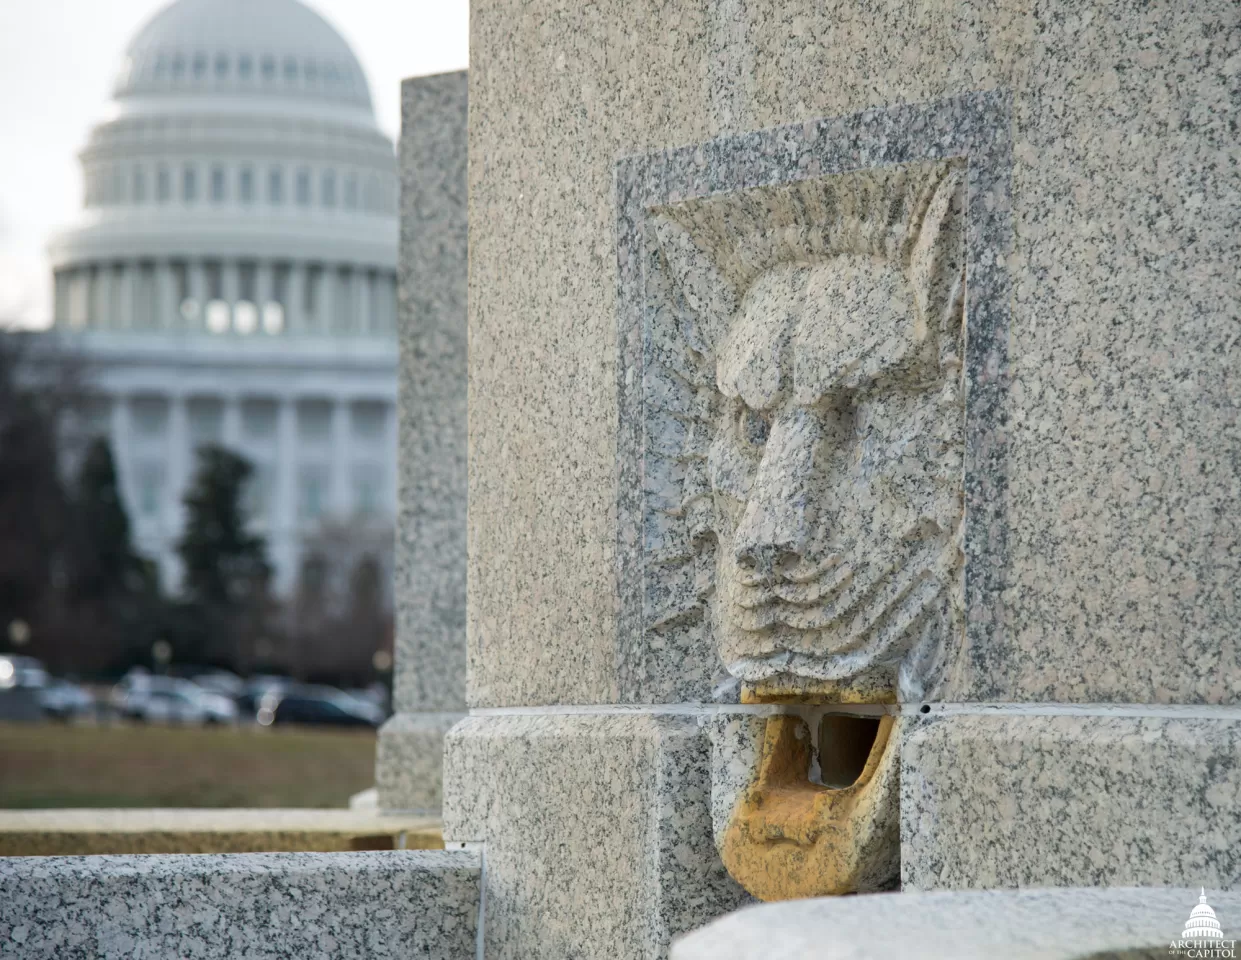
[235,676,292,716]
[256,688,383,728]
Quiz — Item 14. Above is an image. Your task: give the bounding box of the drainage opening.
[817,714,883,788]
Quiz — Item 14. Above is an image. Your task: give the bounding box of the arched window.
[183,165,198,203]
[157,166,171,203]
[269,167,283,205]
[205,300,231,334]
[234,301,258,335]
[263,301,285,335]
[239,167,254,204]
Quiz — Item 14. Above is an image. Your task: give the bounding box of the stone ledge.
[0,808,443,856]
[0,849,479,960]
[673,887,1241,960]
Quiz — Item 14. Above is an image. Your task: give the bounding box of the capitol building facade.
[46,0,398,595]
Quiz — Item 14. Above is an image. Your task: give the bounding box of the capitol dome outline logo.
[1170,890,1237,959]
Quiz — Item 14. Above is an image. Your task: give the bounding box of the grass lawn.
[0,722,377,809]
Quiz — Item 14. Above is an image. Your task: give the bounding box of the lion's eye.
[737,405,770,450]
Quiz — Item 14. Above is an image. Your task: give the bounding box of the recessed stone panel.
[616,93,1013,704]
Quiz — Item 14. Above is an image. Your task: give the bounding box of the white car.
[138,688,206,724]
[39,680,95,720]
[111,673,238,725]
[193,688,239,724]
[192,671,244,699]
[0,656,49,691]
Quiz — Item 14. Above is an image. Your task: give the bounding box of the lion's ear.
[908,167,965,342]
[651,214,735,361]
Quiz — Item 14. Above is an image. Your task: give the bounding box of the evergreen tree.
[177,445,269,610]
[176,445,270,667]
[0,332,74,659]
[62,437,161,671]
[70,437,152,603]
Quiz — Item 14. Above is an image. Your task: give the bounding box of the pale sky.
[0,0,469,329]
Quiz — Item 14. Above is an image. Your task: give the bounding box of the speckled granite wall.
[468,0,1239,709]
[453,0,1241,953]
[0,850,480,960]
[379,71,469,814]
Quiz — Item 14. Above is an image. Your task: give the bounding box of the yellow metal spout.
[720,709,900,900]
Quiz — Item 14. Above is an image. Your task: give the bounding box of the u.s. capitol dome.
[46,0,398,594]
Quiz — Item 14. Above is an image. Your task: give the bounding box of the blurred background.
[0,0,466,811]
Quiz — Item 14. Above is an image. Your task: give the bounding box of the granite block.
[393,70,468,718]
[901,713,1241,890]
[469,0,1240,707]
[376,711,461,814]
[0,850,479,960]
[672,887,1241,960]
[443,713,749,959]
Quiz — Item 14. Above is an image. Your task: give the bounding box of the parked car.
[0,656,49,722]
[111,672,238,725]
[191,670,244,699]
[0,656,49,691]
[346,684,391,717]
[39,680,95,720]
[190,686,240,724]
[235,675,293,716]
[110,669,165,719]
[136,688,207,724]
[256,687,384,728]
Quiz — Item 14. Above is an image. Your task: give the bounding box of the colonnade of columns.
[54,258,398,336]
[101,389,397,594]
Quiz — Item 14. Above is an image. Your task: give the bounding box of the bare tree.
[286,518,393,685]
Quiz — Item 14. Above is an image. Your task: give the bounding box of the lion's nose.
[733,409,820,574]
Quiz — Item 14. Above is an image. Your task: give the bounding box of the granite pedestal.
[377,70,469,814]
